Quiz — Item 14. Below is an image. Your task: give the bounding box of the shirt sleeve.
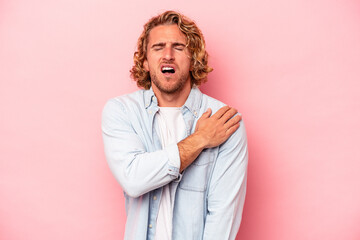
[101,99,181,198]
[203,118,248,240]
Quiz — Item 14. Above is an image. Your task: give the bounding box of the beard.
[150,71,190,94]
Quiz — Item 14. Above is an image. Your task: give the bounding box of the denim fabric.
[102,87,248,240]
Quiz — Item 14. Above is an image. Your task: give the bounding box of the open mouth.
[161,66,175,74]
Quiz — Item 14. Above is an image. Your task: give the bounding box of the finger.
[199,108,212,119]
[219,107,238,124]
[212,106,231,119]
[226,122,240,136]
[224,114,241,129]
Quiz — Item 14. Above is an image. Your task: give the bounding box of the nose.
[162,46,175,61]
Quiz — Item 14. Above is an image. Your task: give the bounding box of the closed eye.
[173,43,186,51]
[150,42,186,51]
[151,43,165,51]
[175,47,185,51]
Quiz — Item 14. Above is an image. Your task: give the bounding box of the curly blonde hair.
[130,11,213,89]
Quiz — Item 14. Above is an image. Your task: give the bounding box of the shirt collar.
[143,86,202,117]
[183,87,202,118]
[144,87,157,109]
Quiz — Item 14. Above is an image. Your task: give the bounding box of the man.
[102,11,248,240]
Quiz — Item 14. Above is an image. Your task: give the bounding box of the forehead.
[147,24,187,45]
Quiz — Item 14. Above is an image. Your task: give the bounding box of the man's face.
[144,24,192,95]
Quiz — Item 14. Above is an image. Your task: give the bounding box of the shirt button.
[153,196,157,200]
[149,110,152,114]
[149,224,152,228]
[194,111,198,117]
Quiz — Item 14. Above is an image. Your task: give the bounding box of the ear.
[144,59,149,72]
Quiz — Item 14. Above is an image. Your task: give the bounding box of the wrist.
[191,131,208,150]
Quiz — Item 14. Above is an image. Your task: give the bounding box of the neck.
[152,82,191,107]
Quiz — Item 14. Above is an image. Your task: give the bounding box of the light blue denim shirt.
[102,87,248,240]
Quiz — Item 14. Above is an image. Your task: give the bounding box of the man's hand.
[178,106,242,172]
[195,106,241,149]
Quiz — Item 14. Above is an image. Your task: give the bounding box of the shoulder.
[200,92,245,118]
[102,89,146,114]
[201,93,227,112]
[105,90,145,108]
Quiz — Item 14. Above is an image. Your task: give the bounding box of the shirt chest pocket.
[179,148,217,192]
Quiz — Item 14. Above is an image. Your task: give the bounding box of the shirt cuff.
[164,143,181,179]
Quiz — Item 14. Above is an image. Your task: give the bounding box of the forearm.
[104,137,181,198]
[178,132,207,172]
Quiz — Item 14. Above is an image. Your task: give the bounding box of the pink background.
[1,0,360,239]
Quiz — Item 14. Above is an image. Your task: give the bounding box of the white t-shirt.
[155,107,186,240]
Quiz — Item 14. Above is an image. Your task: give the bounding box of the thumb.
[200,108,212,119]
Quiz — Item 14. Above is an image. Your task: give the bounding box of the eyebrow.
[150,42,186,49]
